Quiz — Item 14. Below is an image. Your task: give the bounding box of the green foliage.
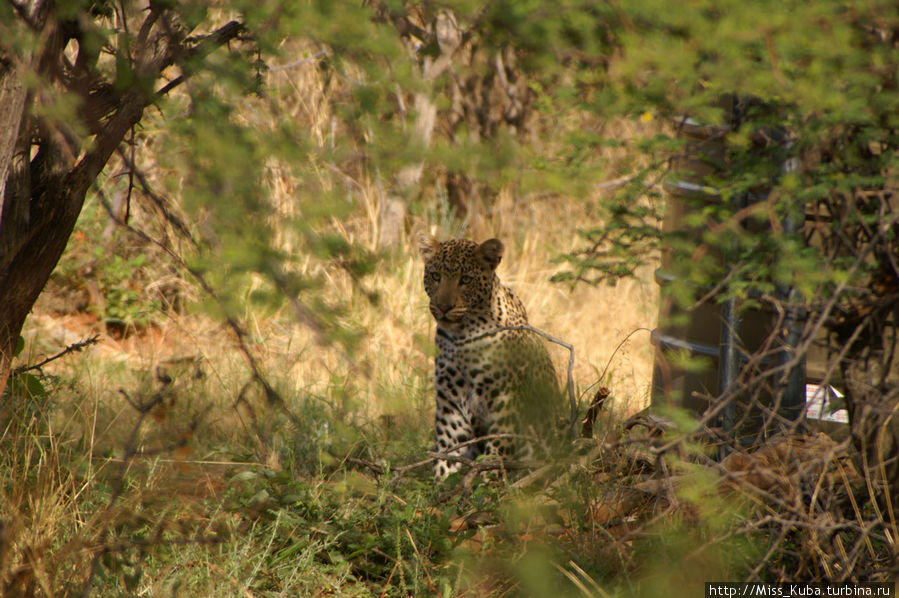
[53,198,167,331]
[225,469,455,595]
[92,251,163,330]
[2,334,887,595]
[547,0,899,305]
[2,336,48,415]
[6,371,46,403]
[0,335,47,427]
[142,1,420,347]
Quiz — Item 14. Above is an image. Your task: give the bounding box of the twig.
[12,335,101,375]
[114,147,199,247]
[510,462,557,489]
[596,174,639,191]
[156,74,184,96]
[344,457,385,476]
[436,458,520,503]
[345,434,530,478]
[268,51,328,72]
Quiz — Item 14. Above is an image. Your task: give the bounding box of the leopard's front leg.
[433,355,477,480]
[478,391,523,462]
[476,364,519,463]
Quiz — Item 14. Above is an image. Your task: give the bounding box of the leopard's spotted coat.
[420,236,560,480]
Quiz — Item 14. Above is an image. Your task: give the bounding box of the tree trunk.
[0,11,244,398]
[0,59,29,398]
[0,57,150,397]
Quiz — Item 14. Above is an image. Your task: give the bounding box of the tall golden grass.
[27,41,661,425]
[260,50,662,418]
[263,52,661,417]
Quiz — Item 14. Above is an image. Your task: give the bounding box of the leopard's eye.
[459,274,473,285]
[426,271,440,283]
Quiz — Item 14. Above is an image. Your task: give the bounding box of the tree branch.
[12,334,100,375]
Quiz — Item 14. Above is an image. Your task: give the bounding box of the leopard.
[419,235,561,480]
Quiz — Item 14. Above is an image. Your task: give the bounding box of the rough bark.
[0,60,26,208]
[0,59,29,395]
[0,6,244,398]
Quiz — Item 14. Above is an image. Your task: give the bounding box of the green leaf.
[21,373,45,400]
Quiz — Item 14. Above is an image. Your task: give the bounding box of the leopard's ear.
[418,234,441,261]
[476,238,504,270]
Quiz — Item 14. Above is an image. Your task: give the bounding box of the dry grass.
[27,210,659,421]
[26,42,661,425]
[258,53,660,418]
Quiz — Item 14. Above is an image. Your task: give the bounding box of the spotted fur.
[420,236,560,480]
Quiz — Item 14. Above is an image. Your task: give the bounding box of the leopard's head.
[419,236,503,325]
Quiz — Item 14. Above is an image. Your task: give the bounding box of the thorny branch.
[12,335,100,375]
[114,147,198,247]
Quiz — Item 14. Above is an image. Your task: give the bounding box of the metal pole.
[719,95,744,448]
[718,295,741,436]
[777,156,806,426]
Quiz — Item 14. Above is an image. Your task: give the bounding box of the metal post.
[777,156,806,425]
[718,96,744,445]
[718,295,741,436]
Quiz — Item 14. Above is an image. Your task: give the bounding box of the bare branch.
[268,51,328,72]
[12,334,100,375]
